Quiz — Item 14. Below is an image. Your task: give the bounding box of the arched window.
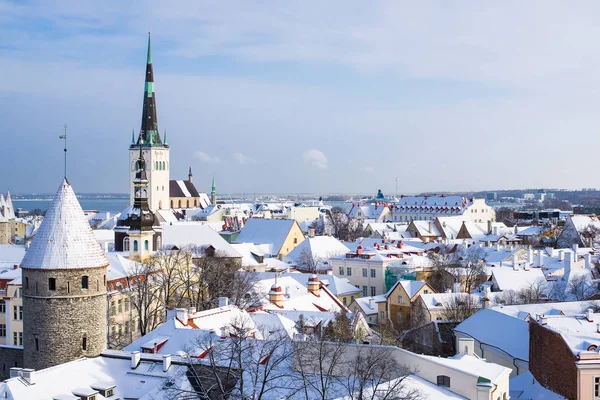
[178,200,181,208]
[123,237,130,251]
[133,240,138,251]
[81,276,89,289]
[144,240,149,251]
[170,200,174,208]
[162,161,165,170]
[194,199,198,207]
[155,161,158,170]
[186,200,190,208]
[156,236,162,251]
[436,375,450,387]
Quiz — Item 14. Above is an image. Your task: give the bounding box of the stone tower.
[21,179,108,371]
[129,33,170,210]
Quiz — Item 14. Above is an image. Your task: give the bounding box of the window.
[110,301,116,316]
[123,237,130,251]
[380,311,385,320]
[118,299,122,313]
[144,240,149,251]
[0,301,5,313]
[343,297,347,306]
[293,237,298,244]
[437,375,450,387]
[362,286,368,297]
[370,269,376,278]
[595,377,600,397]
[19,306,22,320]
[397,295,403,304]
[82,335,87,351]
[124,323,129,335]
[124,298,130,312]
[18,332,22,346]
[370,286,376,296]
[13,306,17,320]
[49,278,56,291]
[82,276,89,289]
[339,267,344,276]
[350,295,355,302]
[424,289,429,294]
[0,324,5,337]
[133,240,138,251]
[346,267,352,276]
[25,277,29,289]
[362,268,367,277]
[13,332,17,346]
[156,236,161,251]
[35,336,39,351]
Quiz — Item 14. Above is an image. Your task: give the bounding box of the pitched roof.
[160,222,241,258]
[169,180,200,198]
[20,180,108,270]
[236,218,301,255]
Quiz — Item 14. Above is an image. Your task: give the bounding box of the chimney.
[587,308,594,322]
[445,288,452,294]
[21,369,36,385]
[188,306,196,315]
[512,255,519,271]
[453,282,461,293]
[218,297,229,307]
[368,298,374,309]
[527,246,534,264]
[325,227,332,236]
[307,274,320,295]
[268,284,284,307]
[163,354,172,372]
[565,251,573,271]
[176,308,188,324]
[559,250,564,262]
[13,264,18,270]
[131,351,141,369]
[428,221,433,234]
[537,250,545,267]
[540,316,548,325]
[220,326,227,340]
[585,253,592,269]
[309,228,316,238]
[573,243,579,254]
[457,337,474,355]
[495,243,501,251]
[384,244,389,250]
[487,220,492,235]
[9,367,22,379]
[356,246,363,255]
[493,225,499,236]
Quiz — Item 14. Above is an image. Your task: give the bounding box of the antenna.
[59,124,68,179]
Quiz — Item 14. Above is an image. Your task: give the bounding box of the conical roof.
[20,179,109,270]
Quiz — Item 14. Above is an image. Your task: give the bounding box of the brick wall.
[529,319,577,400]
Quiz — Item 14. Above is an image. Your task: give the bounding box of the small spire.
[131,128,135,144]
[211,176,216,192]
[146,31,152,65]
[163,129,167,145]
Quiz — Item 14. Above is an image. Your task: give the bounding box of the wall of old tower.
[0,346,24,380]
[22,266,107,371]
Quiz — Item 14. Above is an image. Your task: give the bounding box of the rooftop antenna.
[59,124,68,179]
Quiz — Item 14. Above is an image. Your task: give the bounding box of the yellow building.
[235,218,305,258]
[385,279,434,331]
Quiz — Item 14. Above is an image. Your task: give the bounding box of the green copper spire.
[163,129,167,145]
[211,177,216,193]
[210,176,217,204]
[131,129,135,144]
[146,31,152,65]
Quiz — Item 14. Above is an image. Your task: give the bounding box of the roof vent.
[90,383,116,398]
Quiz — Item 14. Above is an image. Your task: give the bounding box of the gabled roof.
[285,236,350,269]
[387,279,429,300]
[169,180,200,198]
[161,222,241,258]
[20,180,108,270]
[236,218,302,255]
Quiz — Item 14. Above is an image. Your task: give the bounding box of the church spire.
[138,32,162,147]
[211,177,217,204]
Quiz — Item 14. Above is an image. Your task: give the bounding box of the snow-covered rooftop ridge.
[20,179,109,270]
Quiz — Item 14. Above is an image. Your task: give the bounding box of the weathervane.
[59,124,68,179]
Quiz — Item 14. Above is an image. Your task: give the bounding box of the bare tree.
[441,294,479,322]
[427,246,487,293]
[152,247,191,308]
[121,261,165,337]
[568,274,597,301]
[519,278,548,304]
[494,289,521,306]
[167,315,297,400]
[580,223,600,248]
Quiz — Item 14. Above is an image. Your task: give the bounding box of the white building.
[391,196,496,224]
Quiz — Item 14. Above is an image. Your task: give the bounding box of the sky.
[2,1,600,195]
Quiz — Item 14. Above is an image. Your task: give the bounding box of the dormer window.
[436,375,450,387]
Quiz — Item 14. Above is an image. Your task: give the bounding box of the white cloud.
[303,149,328,170]
[194,151,220,164]
[232,152,256,165]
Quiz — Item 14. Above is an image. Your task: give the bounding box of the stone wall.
[22,265,107,371]
[529,319,578,400]
[0,346,23,380]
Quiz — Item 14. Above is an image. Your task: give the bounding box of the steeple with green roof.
[211,177,217,204]
[135,32,165,148]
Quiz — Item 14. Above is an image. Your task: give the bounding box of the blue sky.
[2,1,600,195]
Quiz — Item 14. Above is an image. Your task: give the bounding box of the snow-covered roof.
[421,352,510,384]
[161,222,241,258]
[394,280,428,299]
[0,244,26,269]
[353,295,386,315]
[0,351,191,400]
[104,252,141,282]
[454,308,529,361]
[235,218,302,255]
[491,266,546,292]
[285,236,350,269]
[509,370,566,400]
[20,180,108,270]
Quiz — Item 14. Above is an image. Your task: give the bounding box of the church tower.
[129,33,170,210]
[211,177,217,204]
[21,179,108,371]
[116,144,162,259]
